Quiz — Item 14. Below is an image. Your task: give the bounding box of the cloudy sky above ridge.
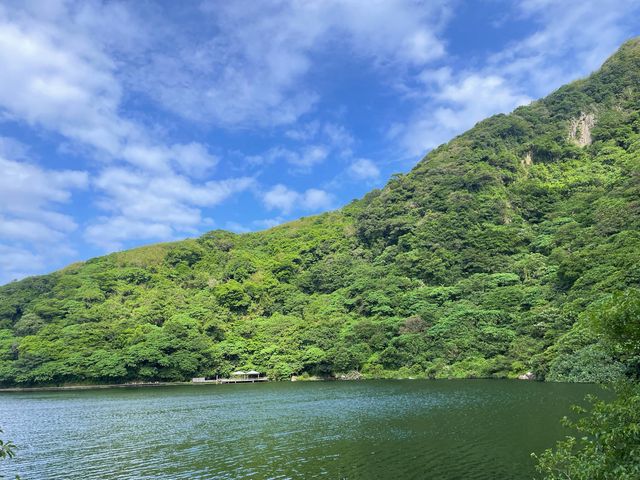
[0,0,639,283]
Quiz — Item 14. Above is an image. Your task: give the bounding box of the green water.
[0,380,602,479]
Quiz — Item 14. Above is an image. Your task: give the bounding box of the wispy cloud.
[0,154,87,283]
[0,1,255,252]
[0,0,638,284]
[395,0,640,159]
[129,0,450,127]
[395,71,531,156]
[248,121,355,175]
[348,158,381,181]
[501,0,640,92]
[262,184,334,215]
[87,169,254,250]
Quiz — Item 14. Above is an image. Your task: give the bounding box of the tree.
[214,281,251,312]
[2,38,640,388]
[0,426,18,480]
[0,427,16,460]
[535,289,640,479]
[13,312,45,336]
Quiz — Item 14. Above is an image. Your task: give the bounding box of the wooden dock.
[192,377,269,384]
[218,377,269,384]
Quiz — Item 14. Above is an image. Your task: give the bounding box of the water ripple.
[0,380,602,479]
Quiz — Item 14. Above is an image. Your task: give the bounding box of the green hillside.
[1,38,639,387]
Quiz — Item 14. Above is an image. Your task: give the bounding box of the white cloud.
[262,184,299,213]
[262,184,333,215]
[0,3,214,167]
[267,145,329,171]
[84,217,174,252]
[0,157,87,212]
[224,221,250,234]
[170,143,218,177]
[0,3,220,176]
[302,188,334,211]
[0,243,46,284]
[348,158,380,180]
[2,0,637,283]
[250,121,354,174]
[253,217,286,230]
[322,123,354,152]
[394,0,640,159]
[0,2,253,254]
[404,29,445,65]
[284,122,354,150]
[501,0,640,93]
[0,155,87,282]
[86,168,254,249]
[129,0,449,127]
[0,9,217,176]
[0,135,29,160]
[285,121,322,142]
[0,5,127,154]
[398,73,531,156]
[0,217,67,243]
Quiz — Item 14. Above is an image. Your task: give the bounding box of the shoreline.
[0,376,555,393]
[0,381,197,392]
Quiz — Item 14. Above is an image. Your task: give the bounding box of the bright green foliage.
[0,428,16,460]
[591,290,640,368]
[0,427,18,480]
[535,288,640,479]
[1,39,640,385]
[534,385,640,480]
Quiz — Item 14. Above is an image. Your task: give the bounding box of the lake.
[0,380,602,479]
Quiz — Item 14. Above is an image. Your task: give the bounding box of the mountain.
[1,38,639,387]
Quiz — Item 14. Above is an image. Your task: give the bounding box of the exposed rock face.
[569,112,595,146]
[518,371,536,380]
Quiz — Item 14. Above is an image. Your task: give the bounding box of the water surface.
[0,380,601,479]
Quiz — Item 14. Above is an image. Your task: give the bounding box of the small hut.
[229,370,263,381]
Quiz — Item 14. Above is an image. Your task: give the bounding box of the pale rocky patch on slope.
[568,112,596,146]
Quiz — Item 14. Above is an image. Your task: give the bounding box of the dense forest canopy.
[0,38,639,387]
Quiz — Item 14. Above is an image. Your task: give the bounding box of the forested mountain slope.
[1,39,639,386]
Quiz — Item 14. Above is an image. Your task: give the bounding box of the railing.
[218,377,269,384]
[192,377,269,384]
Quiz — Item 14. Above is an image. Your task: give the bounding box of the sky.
[0,0,639,284]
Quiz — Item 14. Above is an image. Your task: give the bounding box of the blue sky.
[1,0,639,284]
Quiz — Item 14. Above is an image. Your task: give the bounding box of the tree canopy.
[0,38,639,386]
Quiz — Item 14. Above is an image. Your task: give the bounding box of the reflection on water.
[0,380,601,479]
